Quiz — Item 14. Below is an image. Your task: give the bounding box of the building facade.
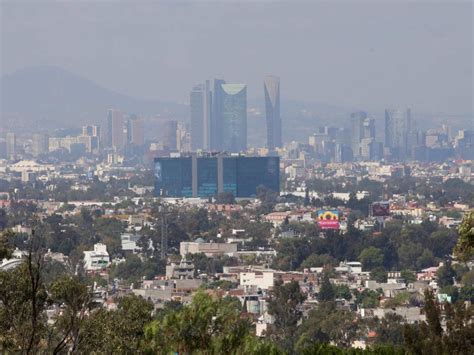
[31,133,49,157]
[126,115,144,147]
[190,82,212,150]
[385,108,412,160]
[264,76,281,150]
[162,120,178,151]
[155,155,279,198]
[106,109,125,151]
[220,84,247,153]
[190,79,247,153]
[351,111,376,159]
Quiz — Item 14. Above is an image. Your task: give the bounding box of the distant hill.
[0,66,187,132]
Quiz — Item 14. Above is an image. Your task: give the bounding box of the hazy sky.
[1,1,472,114]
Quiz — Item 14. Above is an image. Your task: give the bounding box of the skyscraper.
[351,111,375,158]
[385,108,411,160]
[126,115,144,147]
[220,83,247,153]
[211,79,226,150]
[6,132,16,159]
[106,109,125,151]
[82,125,101,153]
[162,120,178,151]
[190,79,247,153]
[31,133,49,157]
[190,81,211,150]
[264,76,281,149]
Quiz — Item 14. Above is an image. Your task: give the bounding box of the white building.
[121,233,142,253]
[83,243,110,271]
[240,271,275,290]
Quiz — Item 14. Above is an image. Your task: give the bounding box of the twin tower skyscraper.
[190,76,281,153]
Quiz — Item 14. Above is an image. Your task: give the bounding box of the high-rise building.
[385,108,411,160]
[106,109,125,151]
[0,139,6,159]
[264,76,281,149]
[31,133,49,157]
[190,79,247,153]
[155,155,279,198]
[211,79,226,150]
[190,81,212,150]
[219,84,247,153]
[351,111,375,158]
[126,115,144,147]
[162,120,178,151]
[6,132,16,159]
[82,125,101,153]
[177,123,191,153]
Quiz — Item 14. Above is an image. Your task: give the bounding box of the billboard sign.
[317,210,340,229]
[372,201,390,217]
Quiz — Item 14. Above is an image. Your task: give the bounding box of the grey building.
[211,79,226,150]
[351,111,375,159]
[6,132,16,159]
[106,109,125,151]
[264,76,281,149]
[162,120,178,151]
[385,108,412,160]
[31,133,49,157]
[126,115,144,147]
[190,81,212,151]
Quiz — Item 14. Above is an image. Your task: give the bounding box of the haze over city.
[2,1,472,114]
[0,2,473,354]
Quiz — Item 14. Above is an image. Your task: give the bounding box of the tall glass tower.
[264,76,281,149]
[220,84,247,153]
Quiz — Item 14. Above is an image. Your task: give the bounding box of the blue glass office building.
[155,155,279,198]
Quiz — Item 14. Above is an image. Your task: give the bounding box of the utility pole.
[159,205,167,260]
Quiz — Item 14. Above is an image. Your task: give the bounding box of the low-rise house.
[83,243,110,272]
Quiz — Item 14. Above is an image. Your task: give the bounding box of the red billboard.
[371,202,390,217]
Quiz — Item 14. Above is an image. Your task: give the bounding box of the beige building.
[180,240,237,257]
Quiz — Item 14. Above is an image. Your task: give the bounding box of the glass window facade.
[223,157,238,196]
[197,158,218,197]
[235,157,279,197]
[154,156,279,198]
[155,158,192,197]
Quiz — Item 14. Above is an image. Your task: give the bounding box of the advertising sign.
[317,210,340,229]
[372,201,390,217]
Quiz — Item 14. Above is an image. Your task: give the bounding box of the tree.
[358,247,384,270]
[47,276,92,353]
[80,294,154,353]
[0,231,13,260]
[372,313,405,346]
[437,261,456,288]
[318,273,335,302]
[300,253,334,269]
[297,302,359,350]
[454,211,474,262]
[0,243,48,353]
[333,284,351,301]
[216,191,236,204]
[267,279,306,353]
[143,292,253,354]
